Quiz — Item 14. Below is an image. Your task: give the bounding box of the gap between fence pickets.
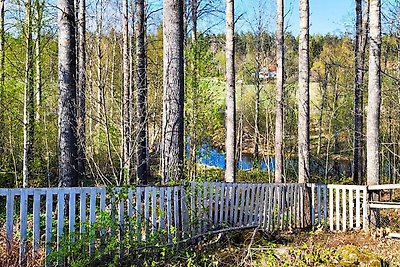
[1,183,342,261]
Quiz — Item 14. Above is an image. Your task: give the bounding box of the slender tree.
[58,0,78,187]
[275,0,284,183]
[35,0,44,120]
[23,0,34,187]
[76,0,86,180]
[136,0,149,183]
[121,0,131,185]
[0,0,5,155]
[298,0,310,183]
[353,0,369,184]
[367,0,381,187]
[225,0,235,182]
[162,0,184,183]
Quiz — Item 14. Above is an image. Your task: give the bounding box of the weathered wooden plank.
[336,187,340,231]
[80,189,87,234]
[99,188,106,246]
[268,186,274,231]
[45,191,53,258]
[203,183,209,232]
[355,189,360,229]
[224,184,231,224]
[166,187,173,243]
[317,184,321,225]
[362,189,368,229]
[144,187,150,239]
[68,190,76,242]
[191,182,197,234]
[342,188,347,231]
[6,190,14,252]
[311,184,315,227]
[196,183,202,234]
[323,184,328,228]
[159,187,165,231]
[239,184,246,226]
[249,184,256,226]
[181,186,189,238]
[89,188,96,255]
[219,184,225,225]
[19,189,28,265]
[233,184,241,226]
[258,184,266,225]
[329,186,334,231]
[349,189,354,229]
[173,187,180,239]
[151,187,157,236]
[299,185,304,228]
[33,191,41,255]
[136,187,142,241]
[244,184,250,226]
[253,185,260,225]
[57,190,65,255]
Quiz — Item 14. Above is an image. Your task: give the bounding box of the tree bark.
[275,0,284,183]
[121,0,131,185]
[367,0,381,187]
[136,0,149,184]
[162,0,184,183]
[353,0,369,185]
[76,0,86,180]
[298,0,310,183]
[34,0,44,121]
[23,0,34,188]
[225,0,236,182]
[58,0,78,187]
[0,0,5,155]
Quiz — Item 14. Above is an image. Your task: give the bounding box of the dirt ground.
[277,230,400,266]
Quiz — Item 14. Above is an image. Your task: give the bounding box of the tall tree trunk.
[162,0,184,183]
[0,0,5,155]
[367,0,381,187]
[121,0,131,185]
[136,0,149,184]
[76,0,86,180]
[23,0,34,188]
[353,0,369,185]
[58,0,78,187]
[298,0,310,183]
[34,0,44,121]
[225,0,236,182]
[275,0,284,183]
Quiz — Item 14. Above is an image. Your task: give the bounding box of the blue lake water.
[195,143,275,171]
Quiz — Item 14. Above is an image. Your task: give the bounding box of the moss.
[335,245,385,266]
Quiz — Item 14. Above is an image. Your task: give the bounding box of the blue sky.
[235,0,355,35]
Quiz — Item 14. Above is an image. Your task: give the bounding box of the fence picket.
[356,189,360,229]
[329,186,334,231]
[152,187,157,236]
[6,190,14,252]
[336,188,340,230]
[166,187,172,243]
[349,189,354,228]
[45,191,53,259]
[342,189,347,231]
[136,187,142,241]
[174,187,180,239]
[19,189,28,265]
[33,191,41,255]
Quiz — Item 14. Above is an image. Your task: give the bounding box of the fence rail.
[0,182,307,265]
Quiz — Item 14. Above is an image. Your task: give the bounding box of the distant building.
[259,63,277,80]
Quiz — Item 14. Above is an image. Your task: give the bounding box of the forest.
[3,0,400,266]
[0,0,398,189]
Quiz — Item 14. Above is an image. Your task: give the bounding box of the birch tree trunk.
[162,0,184,183]
[298,0,310,183]
[275,0,284,183]
[34,0,44,121]
[225,0,236,182]
[76,0,86,180]
[0,0,5,155]
[121,0,131,185]
[136,0,149,184]
[353,0,369,184]
[58,0,78,187]
[367,0,381,186]
[23,0,34,188]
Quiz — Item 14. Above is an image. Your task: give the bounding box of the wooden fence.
[0,182,307,265]
[309,184,369,231]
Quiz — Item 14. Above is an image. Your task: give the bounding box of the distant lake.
[192,142,353,178]
[195,143,275,171]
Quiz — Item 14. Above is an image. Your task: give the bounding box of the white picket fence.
[309,184,369,231]
[0,182,307,265]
